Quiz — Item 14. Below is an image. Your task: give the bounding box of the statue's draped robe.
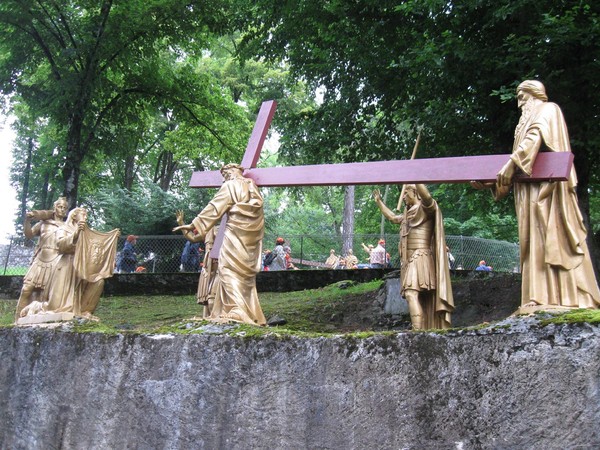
[197,226,219,319]
[399,200,454,329]
[192,176,266,325]
[498,102,600,307]
[46,224,119,316]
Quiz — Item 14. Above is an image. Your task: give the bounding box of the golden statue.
[173,164,267,326]
[325,249,340,269]
[373,184,454,329]
[176,210,219,319]
[344,249,359,269]
[17,207,120,323]
[15,197,68,319]
[473,80,600,313]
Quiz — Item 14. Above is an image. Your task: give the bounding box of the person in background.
[475,260,492,272]
[369,239,387,268]
[447,246,456,270]
[261,249,273,271]
[283,245,299,270]
[269,237,287,271]
[119,235,138,273]
[181,236,201,272]
[361,242,374,260]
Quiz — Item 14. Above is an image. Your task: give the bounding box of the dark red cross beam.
[193,99,573,256]
[190,152,573,188]
[207,100,277,257]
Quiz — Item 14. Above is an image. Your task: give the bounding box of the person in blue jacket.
[119,235,138,273]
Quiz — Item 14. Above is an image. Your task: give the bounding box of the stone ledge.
[1,322,599,449]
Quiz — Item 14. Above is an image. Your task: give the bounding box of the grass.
[537,308,600,326]
[3,280,600,337]
[2,266,29,276]
[0,279,384,336]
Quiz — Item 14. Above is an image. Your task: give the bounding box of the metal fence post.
[3,236,13,276]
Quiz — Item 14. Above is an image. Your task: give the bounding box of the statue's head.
[220,163,244,180]
[517,80,548,102]
[67,207,87,224]
[403,184,418,207]
[53,197,68,219]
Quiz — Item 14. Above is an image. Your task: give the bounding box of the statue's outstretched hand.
[175,210,185,226]
[372,189,381,201]
[173,224,193,234]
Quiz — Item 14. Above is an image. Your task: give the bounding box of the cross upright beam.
[208,100,277,257]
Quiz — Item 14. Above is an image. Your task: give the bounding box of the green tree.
[0,0,245,209]
[236,0,600,265]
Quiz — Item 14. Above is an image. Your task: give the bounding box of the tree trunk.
[40,172,53,209]
[62,139,83,210]
[154,151,177,191]
[380,185,390,238]
[124,154,136,191]
[19,137,33,222]
[341,185,355,255]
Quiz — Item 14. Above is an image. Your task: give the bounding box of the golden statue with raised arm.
[15,197,68,319]
[17,206,120,324]
[373,184,454,330]
[473,80,600,313]
[173,163,267,326]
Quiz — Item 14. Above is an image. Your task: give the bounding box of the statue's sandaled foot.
[221,311,243,322]
[522,301,538,308]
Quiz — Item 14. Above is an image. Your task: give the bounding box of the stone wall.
[1,322,599,449]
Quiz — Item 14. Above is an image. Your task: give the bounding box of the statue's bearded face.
[517,90,534,111]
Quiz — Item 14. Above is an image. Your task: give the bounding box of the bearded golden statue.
[473,80,600,313]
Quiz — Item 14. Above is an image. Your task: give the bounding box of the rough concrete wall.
[1,322,599,449]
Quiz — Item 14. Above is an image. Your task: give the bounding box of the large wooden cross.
[192,100,573,256]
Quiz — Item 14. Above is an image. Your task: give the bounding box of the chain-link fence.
[1,233,520,275]
[263,233,519,272]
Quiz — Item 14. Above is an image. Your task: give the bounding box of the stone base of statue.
[512,304,581,316]
[16,312,75,326]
